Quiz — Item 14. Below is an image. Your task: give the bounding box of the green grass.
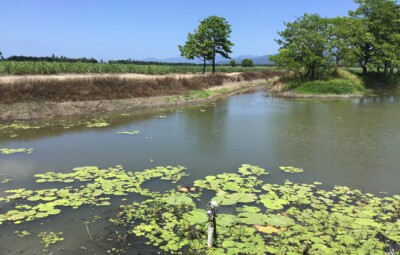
[283,69,366,95]
[295,79,362,95]
[0,61,274,75]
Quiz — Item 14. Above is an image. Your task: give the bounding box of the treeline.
[108,59,199,66]
[271,0,400,80]
[6,55,98,63]
[2,56,223,66]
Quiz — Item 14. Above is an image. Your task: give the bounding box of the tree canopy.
[179,16,234,73]
[271,0,400,78]
[271,14,331,80]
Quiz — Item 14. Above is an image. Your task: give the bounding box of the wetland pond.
[0,88,400,254]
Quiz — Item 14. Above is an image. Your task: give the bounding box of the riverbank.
[0,72,281,121]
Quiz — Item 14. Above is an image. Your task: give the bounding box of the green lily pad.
[183,209,208,224]
[0,148,33,155]
[279,166,304,173]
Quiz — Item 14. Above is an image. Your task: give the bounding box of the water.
[1,88,399,253]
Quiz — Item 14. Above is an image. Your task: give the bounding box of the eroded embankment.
[0,71,283,121]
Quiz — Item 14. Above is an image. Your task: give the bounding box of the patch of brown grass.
[0,71,286,104]
[0,75,230,103]
[240,70,286,81]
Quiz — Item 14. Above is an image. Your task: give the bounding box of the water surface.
[1,88,399,253]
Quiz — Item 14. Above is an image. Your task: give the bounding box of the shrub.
[242,59,254,67]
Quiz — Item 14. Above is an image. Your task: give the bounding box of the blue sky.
[1,0,360,60]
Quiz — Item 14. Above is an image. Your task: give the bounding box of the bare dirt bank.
[0,75,279,121]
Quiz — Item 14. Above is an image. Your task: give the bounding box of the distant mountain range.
[140,55,274,65]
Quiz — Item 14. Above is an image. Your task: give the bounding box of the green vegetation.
[357,72,400,88]
[242,59,254,67]
[281,69,366,95]
[38,231,64,249]
[0,164,399,254]
[179,16,234,73]
[0,148,33,154]
[279,166,304,173]
[229,59,236,67]
[0,61,269,75]
[271,0,399,93]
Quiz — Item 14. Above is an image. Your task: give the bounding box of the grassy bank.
[0,70,284,104]
[357,72,400,88]
[0,61,273,75]
[272,69,366,97]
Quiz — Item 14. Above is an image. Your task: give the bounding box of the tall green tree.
[327,17,373,74]
[178,26,213,74]
[179,16,234,73]
[0,51,3,60]
[271,14,331,80]
[349,0,400,74]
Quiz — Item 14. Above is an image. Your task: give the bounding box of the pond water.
[0,87,399,254]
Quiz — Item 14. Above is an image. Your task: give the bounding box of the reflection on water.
[1,89,400,253]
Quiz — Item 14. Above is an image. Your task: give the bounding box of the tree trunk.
[311,68,315,80]
[333,56,340,76]
[384,62,388,74]
[212,47,216,74]
[304,70,310,80]
[362,66,367,74]
[203,58,206,74]
[360,62,367,75]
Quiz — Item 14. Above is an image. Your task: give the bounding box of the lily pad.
[183,209,208,224]
[0,148,33,155]
[279,166,304,173]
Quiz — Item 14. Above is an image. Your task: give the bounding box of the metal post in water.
[207,201,218,248]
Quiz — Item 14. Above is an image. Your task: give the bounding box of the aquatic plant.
[279,166,304,173]
[0,148,33,155]
[86,120,110,128]
[108,165,400,254]
[116,131,140,135]
[38,231,64,248]
[0,164,399,254]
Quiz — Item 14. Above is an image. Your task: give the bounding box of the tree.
[349,0,400,74]
[179,16,234,73]
[230,59,236,67]
[0,51,3,60]
[178,25,213,74]
[327,17,373,74]
[241,59,254,67]
[271,14,331,80]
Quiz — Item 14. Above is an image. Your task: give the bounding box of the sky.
[0,0,360,60]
